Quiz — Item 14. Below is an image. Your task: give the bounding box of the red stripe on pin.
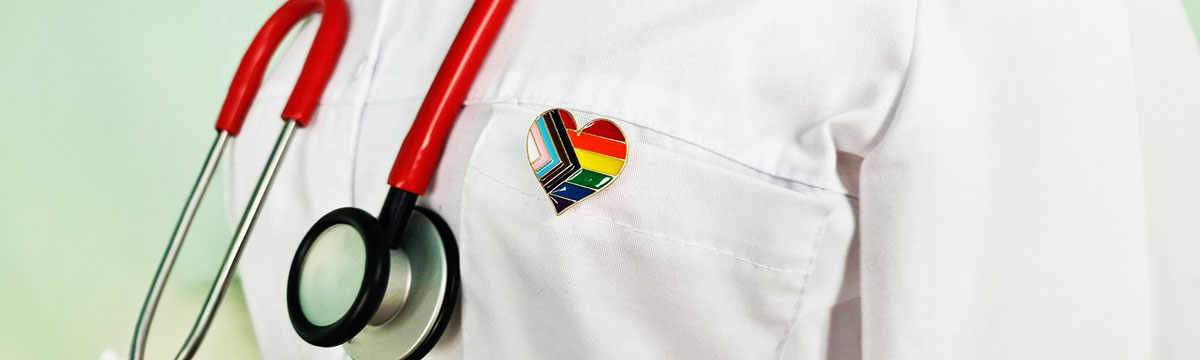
[581,120,624,142]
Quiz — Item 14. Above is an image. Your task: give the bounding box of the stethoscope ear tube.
[131,1,349,359]
[214,0,350,135]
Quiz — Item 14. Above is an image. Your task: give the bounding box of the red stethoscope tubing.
[388,0,515,194]
[215,0,349,134]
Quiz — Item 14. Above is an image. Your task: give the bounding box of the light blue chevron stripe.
[535,117,561,177]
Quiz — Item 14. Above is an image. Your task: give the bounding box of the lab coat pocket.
[456,104,836,359]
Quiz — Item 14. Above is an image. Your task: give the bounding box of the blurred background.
[0,1,279,358]
[0,1,1196,359]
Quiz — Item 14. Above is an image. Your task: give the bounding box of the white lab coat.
[226,0,1154,359]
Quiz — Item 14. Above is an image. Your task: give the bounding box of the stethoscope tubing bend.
[131,0,349,358]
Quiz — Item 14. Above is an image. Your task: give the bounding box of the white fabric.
[1130,0,1200,358]
[225,0,1155,358]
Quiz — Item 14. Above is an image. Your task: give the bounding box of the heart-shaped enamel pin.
[526,109,627,215]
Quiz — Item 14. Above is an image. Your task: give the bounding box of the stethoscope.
[131,0,513,359]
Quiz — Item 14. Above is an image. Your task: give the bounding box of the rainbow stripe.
[526,109,627,214]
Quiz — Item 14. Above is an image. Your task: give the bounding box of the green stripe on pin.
[567,169,614,189]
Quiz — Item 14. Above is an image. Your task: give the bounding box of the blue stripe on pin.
[549,182,595,201]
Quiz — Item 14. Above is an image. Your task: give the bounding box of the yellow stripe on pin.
[576,149,625,176]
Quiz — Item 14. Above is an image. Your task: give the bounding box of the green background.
[0,1,277,358]
[1191,1,1200,37]
[0,1,1196,359]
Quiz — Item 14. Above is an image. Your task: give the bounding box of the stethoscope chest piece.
[287,203,459,360]
[284,0,510,357]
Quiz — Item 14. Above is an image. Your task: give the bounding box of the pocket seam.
[463,98,848,195]
[468,164,828,274]
[773,204,835,359]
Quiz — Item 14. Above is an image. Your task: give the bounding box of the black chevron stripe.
[538,110,582,192]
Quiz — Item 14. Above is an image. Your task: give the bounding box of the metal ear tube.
[131,1,348,359]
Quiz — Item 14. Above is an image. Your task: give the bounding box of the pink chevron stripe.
[530,129,552,170]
